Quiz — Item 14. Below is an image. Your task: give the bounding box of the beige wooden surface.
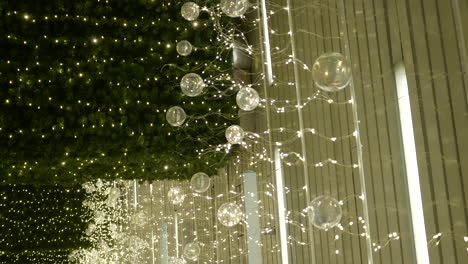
[217,0,468,263]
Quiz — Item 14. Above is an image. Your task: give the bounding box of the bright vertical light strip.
[274,148,289,264]
[150,184,155,264]
[160,223,169,264]
[260,0,273,84]
[242,171,263,263]
[133,180,138,210]
[395,63,430,264]
[174,212,179,257]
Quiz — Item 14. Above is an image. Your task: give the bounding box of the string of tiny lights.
[0,184,88,263]
[1,0,237,185]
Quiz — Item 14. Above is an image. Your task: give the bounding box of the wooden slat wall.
[219,0,468,263]
[123,179,217,263]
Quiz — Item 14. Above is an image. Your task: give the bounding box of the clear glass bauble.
[176,40,193,56]
[307,196,342,230]
[217,202,243,227]
[170,257,187,264]
[85,223,96,236]
[134,210,148,227]
[236,87,260,111]
[220,0,249,17]
[181,2,200,21]
[225,125,244,144]
[190,172,211,193]
[166,106,187,127]
[183,242,201,260]
[312,52,352,92]
[180,73,205,97]
[109,187,121,200]
[167,186,185,205]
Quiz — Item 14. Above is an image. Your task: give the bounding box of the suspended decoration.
[307,196,342,230]
[167,186,185,205]
[183,242,201,261]
[109,187,121,201]
[225,125,245,144]
[181,2,200,21]
[180,73,206,97]
[190,172,211,193]
[85,223,96,236]
[166,106,187,127]
[176,40,193,56]
[134,210,149,227]
[106,187,121,207]
[170,257,187,264]
[311,52,352,92]
[236,87,260,111]
[220,0,249,17]
[217,202,243,227]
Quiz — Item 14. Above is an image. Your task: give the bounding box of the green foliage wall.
[0,184,89,263]
[0,0,236,185]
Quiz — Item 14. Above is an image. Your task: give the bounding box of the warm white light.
[260,0,273,85]
[395,63,430,264]
[274,148,289,264]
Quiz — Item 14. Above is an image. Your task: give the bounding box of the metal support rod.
[337,1,374,263]
[256,0,283,261]
[175,211,179,258]
[284,0,316,262]
[150,183,155,264]
[452,0,468,103]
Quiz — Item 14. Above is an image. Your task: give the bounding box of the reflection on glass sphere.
[312,52,352,92]
[166,106,187,127]
[236,87,260,111]
[217,202,243,227]
[176,40,193,56]
[225,125,244,144]
[85,223,96,236]
[109,187,121,200]
[170,257,187,264]
[220,0,249,17]
[190,172,211,193]
[134,210,148,227]
[180,73,205,97]
[167,186,185,205]
[183,242,201,260]
[308,196,342,230]
[181,2,200,21]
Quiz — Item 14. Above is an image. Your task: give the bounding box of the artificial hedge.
[0,0,237,185]
[0,184,90,263]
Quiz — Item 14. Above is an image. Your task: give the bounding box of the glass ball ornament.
[312,52,352,92]
[109,187,121,200]
[236,87,260,111]
[176,40,193,56]
[166,106,187,127]
[191,172,211,193]
[307,196,342,230]
[225,125,245,144]
[220,0,249,17]
[183,242,201,260]
[181,2,200,21]
[167,186,185,205]
[217,202,243,227]
[85,224,96,236]
[134,210,149,227]
[170,257,187,264]
[180,73,205,97]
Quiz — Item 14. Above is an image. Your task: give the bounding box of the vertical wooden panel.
[220,0,468,263]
